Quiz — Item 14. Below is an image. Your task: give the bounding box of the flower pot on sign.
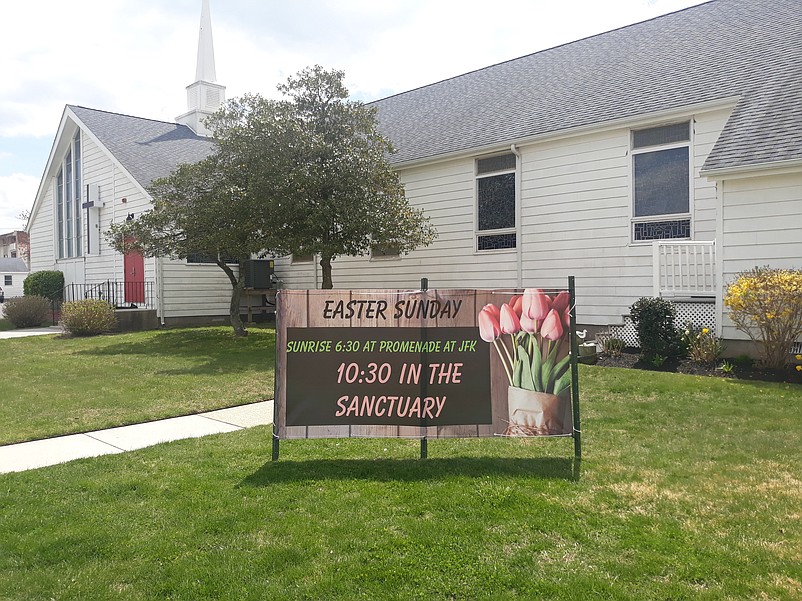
[506,386,569,436]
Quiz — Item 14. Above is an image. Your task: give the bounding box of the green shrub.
[61,299,117,336]
[731,353,755,370]
[23,270,64,300]
[724,266,802,369]
[2,295,51,328]
[629,297,683,361]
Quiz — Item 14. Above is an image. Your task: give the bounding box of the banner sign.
[274,288,576,440]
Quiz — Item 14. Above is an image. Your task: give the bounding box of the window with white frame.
[56,131,83,258]
[631,122,691,241]
[476,153,516,251]
[4,276,11,286]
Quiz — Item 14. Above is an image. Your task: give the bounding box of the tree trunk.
[320,255,334,289]
[219,261,248,337]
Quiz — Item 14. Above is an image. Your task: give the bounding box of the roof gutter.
[701,157,802,181]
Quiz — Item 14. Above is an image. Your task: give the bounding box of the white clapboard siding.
[720,171,802,340]
[692,108,731,239]
[160,259,237,318]
[28,177,56,272]
[521,127,656,325]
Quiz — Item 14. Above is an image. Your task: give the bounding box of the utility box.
[243,259,275,289]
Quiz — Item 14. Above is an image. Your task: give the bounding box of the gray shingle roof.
[371,0,802,173]
[0,258,29,273]
[69,106,215,189]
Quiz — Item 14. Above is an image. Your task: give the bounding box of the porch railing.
[64,280,155,309]
[653,240,716,298]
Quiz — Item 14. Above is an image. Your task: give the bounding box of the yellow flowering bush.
[724,266,802,369]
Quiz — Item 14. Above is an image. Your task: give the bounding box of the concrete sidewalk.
[0,400,274,474]
[0,325,62,339]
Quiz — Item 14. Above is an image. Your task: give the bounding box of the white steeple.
[195,0,217,82]
[176,0,226,136]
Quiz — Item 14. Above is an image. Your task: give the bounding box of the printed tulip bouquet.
[478,289,573,435]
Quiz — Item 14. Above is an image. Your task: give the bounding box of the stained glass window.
[631,122,691,241]
[477,233,517,251]
[476,153,516,251]
[56,132,83,258]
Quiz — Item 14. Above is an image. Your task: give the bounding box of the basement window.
[186,252,238,265]
[371,244,401,260]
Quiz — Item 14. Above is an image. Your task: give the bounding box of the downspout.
[510,144,523,288]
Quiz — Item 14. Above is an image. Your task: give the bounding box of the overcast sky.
[0,0,709,232]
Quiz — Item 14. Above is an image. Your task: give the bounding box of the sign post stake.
[272,296,281,461]
[420,277,429,460]
[272,431,280,461]
[568,276,582,460]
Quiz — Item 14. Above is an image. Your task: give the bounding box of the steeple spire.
[195,0,217,82]
[176,0,226,136]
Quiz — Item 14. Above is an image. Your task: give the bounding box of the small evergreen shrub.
[61,299,117,336]
[731,353,755,370]
[2,295,51,328]
[24,270,64,300]
[629,297,683,361]
[724,266,802,369]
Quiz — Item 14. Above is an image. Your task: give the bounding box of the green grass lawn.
[1,365,800,600]
[0,326,275,445]
[0,317,15,331]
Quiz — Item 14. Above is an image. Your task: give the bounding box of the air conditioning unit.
[243,259,275,289]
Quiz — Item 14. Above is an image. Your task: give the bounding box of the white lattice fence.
[598,301,716,349]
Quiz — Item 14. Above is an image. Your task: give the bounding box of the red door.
[123,249,145,304]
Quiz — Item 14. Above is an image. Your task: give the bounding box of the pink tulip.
[478,304,502,342]
[520,313,537,334]
[500,303,521,335]
[552,291,570,314]
[509,295,523,317]
[562,307,571,329]
[522,288,551,321]
[483,303,501,322]
[540,308,564,341]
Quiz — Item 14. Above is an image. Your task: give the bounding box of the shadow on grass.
[72,327,276,375]
[240,456,581,486]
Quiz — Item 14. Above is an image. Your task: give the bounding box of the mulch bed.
[594,350,802,385]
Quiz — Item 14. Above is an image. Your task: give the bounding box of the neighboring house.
[0,230,29,267]
[274,0,802,349]
[26,0,238,327]
[0,258,29,301]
